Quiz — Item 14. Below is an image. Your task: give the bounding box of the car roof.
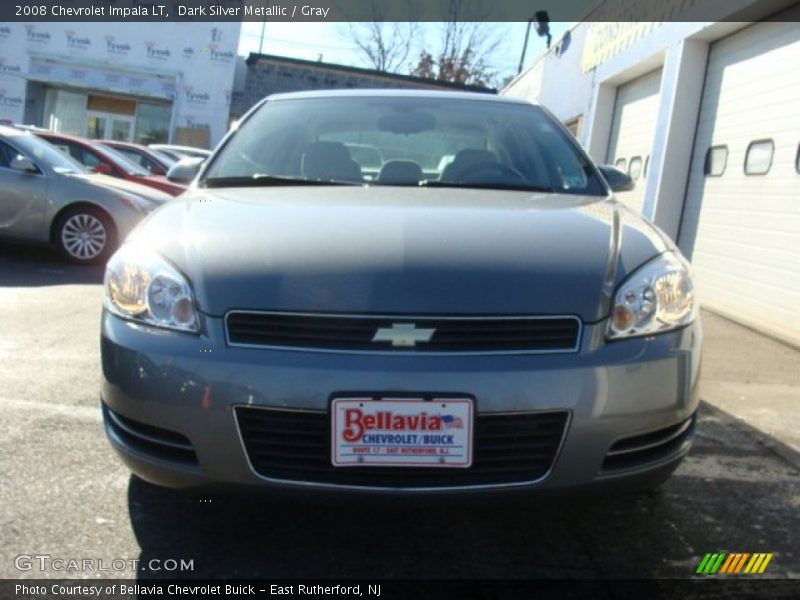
[35,131,93,144]
[265,88,536,105]
[150,143,210,152]
[0,124,28,138]
[38,132,128,162]
[101,140,142,150]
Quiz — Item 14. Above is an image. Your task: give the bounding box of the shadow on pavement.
[126,404,800,581]
[0,241,104,286]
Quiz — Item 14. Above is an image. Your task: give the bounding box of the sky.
[236,21,570,85]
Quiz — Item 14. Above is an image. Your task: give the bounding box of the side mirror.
[93,163,113,175]
[167,157,204,184]
[10,154,38,174]
[598,165,635,193]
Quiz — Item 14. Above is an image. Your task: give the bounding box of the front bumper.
[101,312,702,495]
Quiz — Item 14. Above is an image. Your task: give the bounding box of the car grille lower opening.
[225,312,581,353]
[235,406,569,488]
[601,413,696,473]
[103,403,198,465]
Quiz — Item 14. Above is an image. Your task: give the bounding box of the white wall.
[501,15,770,237]
[0,22,241,146]
[504,25,594,144]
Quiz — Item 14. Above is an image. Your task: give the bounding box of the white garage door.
[680,17,800,346]
[606,68,662,212]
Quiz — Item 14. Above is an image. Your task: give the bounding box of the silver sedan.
[101,91,701,496]
[0,126,170,263]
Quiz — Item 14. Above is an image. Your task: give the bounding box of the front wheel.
[56,206,116,264]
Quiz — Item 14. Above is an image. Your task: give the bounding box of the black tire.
[55,205,117,265]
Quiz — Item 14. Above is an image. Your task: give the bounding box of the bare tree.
[348,2,419,73]
[345,0,504,87]
[410,1,503,87]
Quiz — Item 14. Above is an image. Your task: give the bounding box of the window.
[744,139,774,175]
[0,140,45,175]
[49,141,73,158]
[0,140,15,168]
[564,116,582,137]
[204,98,608,196]
[135,102,171,145]
[117,148,149,169]
[78,149,106,170]
[52,139,111,173]
[628,156,643,180]
[615,157,627,171]
[704,145,728,177]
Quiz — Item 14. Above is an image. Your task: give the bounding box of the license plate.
[331,397,473,468]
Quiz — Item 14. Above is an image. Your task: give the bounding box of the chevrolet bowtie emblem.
[372,323,436,347]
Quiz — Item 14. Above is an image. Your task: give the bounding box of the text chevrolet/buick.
[101,90,701,494]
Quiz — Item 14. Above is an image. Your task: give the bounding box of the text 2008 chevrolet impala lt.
[100,90,701,495]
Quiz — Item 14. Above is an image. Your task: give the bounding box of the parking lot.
[1,241,799,582]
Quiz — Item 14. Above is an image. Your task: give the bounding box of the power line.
[239,31,359,52]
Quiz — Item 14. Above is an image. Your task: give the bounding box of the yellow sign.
[581,22,660,72]
[580,0,701,72]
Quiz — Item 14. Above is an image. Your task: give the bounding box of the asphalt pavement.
[1,241,798,584]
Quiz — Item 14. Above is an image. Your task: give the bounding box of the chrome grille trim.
[224,310,582,355]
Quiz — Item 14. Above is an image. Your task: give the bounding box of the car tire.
[55,206,117,265]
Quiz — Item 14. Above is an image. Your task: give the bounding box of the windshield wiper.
[202,174,362,188]
[418,180,556,193]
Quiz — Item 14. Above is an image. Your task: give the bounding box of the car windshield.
[93,143,152,177]
[13,134,87,175]
[203,96,606,195]
[149,149,176,167]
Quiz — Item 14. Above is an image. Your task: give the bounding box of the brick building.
[230,53,495,119]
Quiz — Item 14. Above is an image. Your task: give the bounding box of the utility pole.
[258,21,266,54]
[517,20,533,74]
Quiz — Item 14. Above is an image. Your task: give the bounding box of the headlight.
[607,252,697,340]
[104,244,199,332]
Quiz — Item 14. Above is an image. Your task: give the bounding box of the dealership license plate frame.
[331,396,474,468]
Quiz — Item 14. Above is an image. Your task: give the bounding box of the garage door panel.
[694,199,800,221]
[605,68,662,213]
[680,16,800,345]
[696,226,799,254]
[695,266,800,304]
[693,244,800,286]
[697,284,798,340]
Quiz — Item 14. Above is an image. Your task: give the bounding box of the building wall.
[506,25,594,141]
[233,55,493,118]
[502,0,800,345]
[0,22,240,147]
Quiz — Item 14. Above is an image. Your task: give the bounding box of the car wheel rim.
[61,214,107,260]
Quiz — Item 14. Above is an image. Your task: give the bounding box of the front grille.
[602,413,696,473]
[226,311,581,353]
[235,406,569,488]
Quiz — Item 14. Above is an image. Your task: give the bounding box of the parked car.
[99,140,176,176]
[0,126,170,263]
[148,143,211,162]
[34,131,186,196]
[101,90,701,495]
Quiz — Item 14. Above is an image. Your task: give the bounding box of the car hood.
[78,173,172,204]
[129,174,187,197]
[130,186,672,321]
